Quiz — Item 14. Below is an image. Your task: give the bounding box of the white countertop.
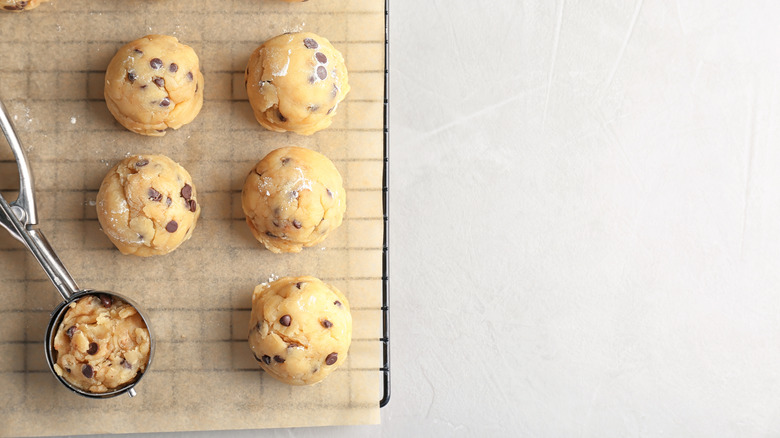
[65,1,780,436]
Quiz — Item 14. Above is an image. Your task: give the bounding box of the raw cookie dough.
[53,294,151,393]
[1,0,47,12]
[104,35,204,136]
[97,154,201,257]
[248,276,352,386]
[245,32,350,135]
[241,147,346,253]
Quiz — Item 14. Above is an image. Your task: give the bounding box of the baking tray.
[0,0,389,435]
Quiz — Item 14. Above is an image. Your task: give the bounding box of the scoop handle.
[0,194,79,300]
[0,99,37,226]
[0,99,78,300]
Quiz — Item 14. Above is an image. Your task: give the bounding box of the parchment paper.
[0,0,385,435]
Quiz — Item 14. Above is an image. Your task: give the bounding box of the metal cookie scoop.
[0,100,154,398]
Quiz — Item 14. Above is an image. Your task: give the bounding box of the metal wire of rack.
[379,0,391,409]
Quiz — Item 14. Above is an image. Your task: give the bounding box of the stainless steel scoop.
[0,100,154,398]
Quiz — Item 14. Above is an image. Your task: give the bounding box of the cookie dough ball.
[104,35,204,136]
[248,276,352,385]
[53,294,151,393]
[242,147,345,253]
[245,32,350,135]
[1,0,47,12]
[97,154,201,257]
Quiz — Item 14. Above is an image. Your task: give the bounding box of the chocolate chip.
[99,294,113,308]
[327,107,335,115]
[152,76,165,88]
[148,188,162,202]
[309,104,320,112]
[195,83,199,93]
[181,184,192,200]
[187,72,194,81]
[66,326,77,338]
[166,221,178,233]
[315,52,328,64]
[262,355,271,365]
[296,282,303,289]
[140,85,148,90]
[308,76,316,84]
[278,111,287,122]
[326,188,333,198]
[189,199,197,212]
[290,190,298,200]
[169,63,178,73]
[292,219,302,229]
[279,315,291,326]
[121,358,132,369]
[166,197,172,206]
[321,319,333,328]
[82,364,93,378]
[3,5,21,10]
[150,58,163,69]
[65,367,71,373]
[334,300,342,307]
[266,231,277,238]
[160,97,171,107]
[325,352,338,365]
[87,342,98,355]
[303,38,318,49]
[317,66,327,80]
[127,70,137,83]
[332,84,339,98]
[157,129,166,133]
[134,49,143,55]
[273,355,285,363]
[281,157,291,165]
[136,159,149,167]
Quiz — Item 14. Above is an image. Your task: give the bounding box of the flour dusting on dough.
[274,50,292,77]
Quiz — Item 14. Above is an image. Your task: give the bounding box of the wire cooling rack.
[380,0,390,408]
[0,0,389,434]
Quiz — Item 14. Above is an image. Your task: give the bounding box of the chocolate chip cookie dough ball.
[241,147,346,253]
[245,32,350,135]
[97,154,201,257]
[104,35,204,136]
[248,276,352,386]
[1,0,47,12]
[53,294,151,393]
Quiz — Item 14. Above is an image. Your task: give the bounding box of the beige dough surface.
[245,32,350,135]
[248,276,352,386]
[105,35,204,136]
[1,0,47,12]
[53,294,151,393]
[242,146,346,253]
[97,154,201,257]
